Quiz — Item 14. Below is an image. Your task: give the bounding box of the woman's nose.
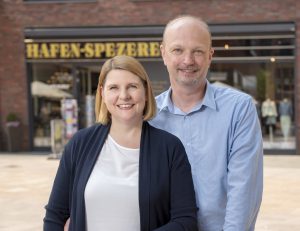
[119,88,130,100]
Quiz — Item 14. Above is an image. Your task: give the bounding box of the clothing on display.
[261,98,278,125]
[261,98,277,139]
[279,98,293,140]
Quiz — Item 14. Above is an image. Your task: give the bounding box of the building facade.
[0,0,299,154]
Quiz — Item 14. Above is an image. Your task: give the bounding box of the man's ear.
[160,44,167,66]
[209,47,214,62]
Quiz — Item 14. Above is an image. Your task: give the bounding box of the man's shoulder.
[211,84,253,103]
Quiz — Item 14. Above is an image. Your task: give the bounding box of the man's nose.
[183,52,195,65]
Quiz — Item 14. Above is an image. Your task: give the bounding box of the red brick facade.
[0,0,299,152]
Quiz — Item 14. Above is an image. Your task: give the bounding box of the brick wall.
[0,0,299,151]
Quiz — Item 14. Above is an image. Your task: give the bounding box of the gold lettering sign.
[25,41,161,60]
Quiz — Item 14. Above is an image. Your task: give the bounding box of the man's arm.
[223,97,263,231]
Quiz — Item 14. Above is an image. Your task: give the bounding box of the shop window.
[25,26,295,152]
[208,32,296,152]
[31,64,74,148]
[212,35,294,61]
[210,59,295,152]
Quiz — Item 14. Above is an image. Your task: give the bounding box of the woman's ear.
[100,85,104,98]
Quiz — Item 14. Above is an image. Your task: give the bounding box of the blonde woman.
[44,55,197,231]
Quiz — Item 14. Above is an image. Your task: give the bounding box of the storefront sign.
[25,41,161,59]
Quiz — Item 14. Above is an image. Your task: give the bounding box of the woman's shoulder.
[74,123,109,137]
[66,123,109,147]
[145,122,182,145]
[63,123,110,161]
[144,122,187,163]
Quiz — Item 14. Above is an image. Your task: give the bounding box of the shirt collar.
[158,80,217,113]
[158,87,173,113]
[202,80,217,111]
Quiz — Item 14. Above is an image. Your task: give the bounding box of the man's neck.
[171,81,206,113]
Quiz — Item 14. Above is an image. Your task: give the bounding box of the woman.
[43,55,198,231]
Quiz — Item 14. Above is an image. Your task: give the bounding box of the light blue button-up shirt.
[150,81,263,231]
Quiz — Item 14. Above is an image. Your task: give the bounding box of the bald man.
[150,15,263,231]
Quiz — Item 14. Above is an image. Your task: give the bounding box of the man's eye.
[194,50,204,55]
[172,49,182,55]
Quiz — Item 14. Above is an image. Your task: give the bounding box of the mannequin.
[262,98,277,142]
[278,98,292,141]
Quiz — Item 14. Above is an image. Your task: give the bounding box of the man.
[150,15,263,231]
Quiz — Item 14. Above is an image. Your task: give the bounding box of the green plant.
[6,113,19,122]
[256,69,267,102]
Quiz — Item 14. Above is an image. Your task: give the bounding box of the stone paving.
[0,153,299,231]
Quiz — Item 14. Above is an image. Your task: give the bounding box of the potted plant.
[6,112,21,152]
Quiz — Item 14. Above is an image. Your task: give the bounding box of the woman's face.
[102,69,146,125]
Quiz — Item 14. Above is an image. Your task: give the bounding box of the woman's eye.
[130,85,138,88]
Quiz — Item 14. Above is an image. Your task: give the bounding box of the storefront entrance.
[25,23,296,153]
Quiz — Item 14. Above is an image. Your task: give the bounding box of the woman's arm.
[43,143,73,231]
[155,140,198,231]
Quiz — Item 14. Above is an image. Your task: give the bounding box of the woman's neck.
[109,120,143,149]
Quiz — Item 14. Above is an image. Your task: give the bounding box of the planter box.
[6,122,21,152]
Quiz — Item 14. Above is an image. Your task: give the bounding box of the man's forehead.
[166,17,207,32]
[163,19,211,47]
[166,41,209,51]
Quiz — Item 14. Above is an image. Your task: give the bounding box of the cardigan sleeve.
[43,139,74,231]
[154,138,198,231]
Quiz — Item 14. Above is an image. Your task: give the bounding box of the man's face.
[161,19,214,88]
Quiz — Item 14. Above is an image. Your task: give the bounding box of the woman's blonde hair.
[95,55,156,124]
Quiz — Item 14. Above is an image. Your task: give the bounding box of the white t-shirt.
[84,135,140,231]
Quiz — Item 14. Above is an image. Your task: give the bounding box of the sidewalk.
[256,155,300,230]
[0,153,300,231]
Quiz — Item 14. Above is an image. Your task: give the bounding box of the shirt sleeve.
[223,97,263,231]
[154,139,198,231]
[43,141,73,231]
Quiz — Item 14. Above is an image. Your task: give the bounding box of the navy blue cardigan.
[44,122,198,231]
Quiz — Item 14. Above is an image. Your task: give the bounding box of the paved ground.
[0,153,299,231]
